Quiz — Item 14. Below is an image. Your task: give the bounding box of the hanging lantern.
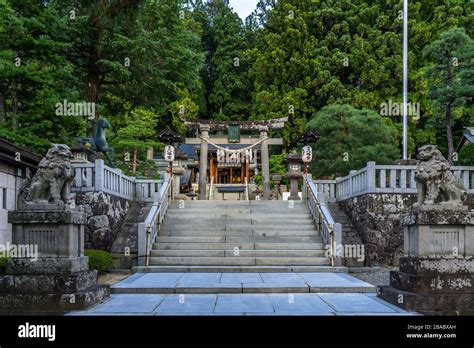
[302,145,312,163]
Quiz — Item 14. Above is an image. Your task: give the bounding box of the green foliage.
[458,143,474,165]
[249,0,474,153]
[0,252,8,274]
[0,0,85,151]
[84,249,112,274]
[308,105,400,177]
[269,153,288,186]
[423,27,474,161]
[1,0,473,181]
[192,0,252,120]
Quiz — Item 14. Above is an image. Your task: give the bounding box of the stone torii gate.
[182,117,288,200]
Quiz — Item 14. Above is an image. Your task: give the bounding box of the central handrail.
[138,173,173,266]
[304,174,342,266]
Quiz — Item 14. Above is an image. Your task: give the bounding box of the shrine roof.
[181,117,288,130]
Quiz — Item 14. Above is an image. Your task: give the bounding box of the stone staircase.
[328,202,365,267]
[141,200,335,272]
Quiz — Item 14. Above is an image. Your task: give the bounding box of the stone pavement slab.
[70,294,166,314]
[154,294,217,315]
[317,293,398,313]
[219,272,263,285]
[214,294,274,314]
[298,273,374,293]
[267,294,334,314]
[68,293,413,316]
[110,272,375,294]
[113,273,184,288]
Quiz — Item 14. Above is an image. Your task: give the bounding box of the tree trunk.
[86,12,102,138]
[445,63,454,164]
[0,87,6,124]
[11,81,18,130]
[446,102,454,164]
[132,147,137,176]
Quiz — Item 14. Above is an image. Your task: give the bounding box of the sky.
[228,0,259,20]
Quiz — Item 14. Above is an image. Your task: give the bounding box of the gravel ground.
[349,266,398,287]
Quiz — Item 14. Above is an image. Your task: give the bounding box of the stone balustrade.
[313,161,474,202]
[71,159,163,202]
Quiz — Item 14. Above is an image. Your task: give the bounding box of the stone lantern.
[71,139,95,163]
[285,152,303,200]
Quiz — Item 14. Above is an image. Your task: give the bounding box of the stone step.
[161,225,317,232]
[165,212,312,219]
[153,242,325,250]
[154,242,255,250]
[133,265,348,273]
[167,206,308,212]
[150,249,326,257]
[225,236,323,243]
[149,257,331,266]
[164,217,315,224]
[255,242,325,250]
[159,230,319,237]
[111,272,375,294]
[155,236,323,243]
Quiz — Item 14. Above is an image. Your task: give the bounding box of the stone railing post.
[95,159,104,192]
[333,223,342,266]
[366,161,376,193]
[137,222,147,266]
[349,170,357,198]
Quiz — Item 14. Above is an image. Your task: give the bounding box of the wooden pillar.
[246,159,250,182]
[230,167,233,184]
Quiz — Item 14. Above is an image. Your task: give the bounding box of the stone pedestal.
[172,165,185,199]
[287,173,301,200]
[0,209,109,314]
[378,206,474,315]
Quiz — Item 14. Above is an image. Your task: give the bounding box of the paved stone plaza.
[69,272,416,316]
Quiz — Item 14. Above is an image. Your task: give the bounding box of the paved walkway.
[110,272,376,293]
[69,293,414,316]
[69,272,417,316]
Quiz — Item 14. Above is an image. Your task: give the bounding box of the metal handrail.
[304,175,342,267]
[143,173,173,266]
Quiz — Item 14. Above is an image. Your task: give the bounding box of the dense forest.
[0,0,473,177]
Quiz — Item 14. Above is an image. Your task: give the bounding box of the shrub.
[0,253,8,274]
[84,249,112,274]
[459,143,474,166]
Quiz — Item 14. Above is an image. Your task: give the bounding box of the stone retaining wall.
[75,192,130,251]
[339,193,474,266]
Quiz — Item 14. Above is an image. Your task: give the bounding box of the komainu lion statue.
[414,144,467,206]
[19,144,75,206]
